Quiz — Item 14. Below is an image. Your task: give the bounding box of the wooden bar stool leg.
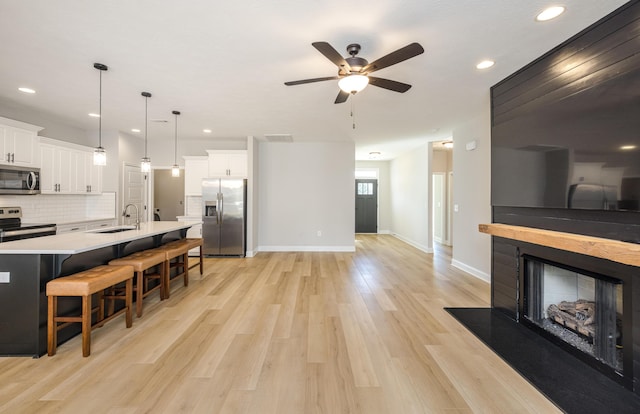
[81,295,92,357]
[183,253,189,287]
[47,295,57,356]
[135,270,144,318]
[199,246,203,275]
[125,278,133,328]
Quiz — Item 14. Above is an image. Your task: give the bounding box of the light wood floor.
[0,235,560,413]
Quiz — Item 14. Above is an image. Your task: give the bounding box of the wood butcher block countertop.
[0,221,200,255]
[479,223,640,267]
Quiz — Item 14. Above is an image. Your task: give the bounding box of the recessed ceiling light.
[131,128,140,133]
[203,129,212,133]
[88,113,100,118]
[18,87,36,94]
[536,6,565,22]
[620,145,637,150]
[443,141,454,149]
[476,60,495,70]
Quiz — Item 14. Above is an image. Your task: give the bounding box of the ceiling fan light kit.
[285,41,424,104]
[338,74,369,94]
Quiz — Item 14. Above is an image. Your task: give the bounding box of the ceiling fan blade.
[312,41,352,72]
[284,76,339,86]
[334,90,350,104]
[363,42,424,73]
[368,77,412,93]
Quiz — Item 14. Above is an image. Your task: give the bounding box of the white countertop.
[0,221,201,255]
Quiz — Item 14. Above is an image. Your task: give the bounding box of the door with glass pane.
[355,179,377,233]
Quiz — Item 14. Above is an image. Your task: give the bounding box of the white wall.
[355,160,391,233]
[0,101,89,145]
[258,141,355,251]
[389,143,432,252]
[451,97,492,282]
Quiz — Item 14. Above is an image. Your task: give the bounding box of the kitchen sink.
[88,225,137,234]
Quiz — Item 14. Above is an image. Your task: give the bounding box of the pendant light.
[171,110,181,177]
[93,63,108,166]
[140,92,152,173]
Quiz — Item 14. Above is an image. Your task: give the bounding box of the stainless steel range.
[0,207,56,242]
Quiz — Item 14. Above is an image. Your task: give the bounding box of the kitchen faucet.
[123,204,140,230]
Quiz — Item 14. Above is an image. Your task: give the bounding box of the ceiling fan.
[284,41,424,104]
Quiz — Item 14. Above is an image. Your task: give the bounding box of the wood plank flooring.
[0,235,561,413]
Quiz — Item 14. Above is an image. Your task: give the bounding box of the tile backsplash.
[0,192,116,224]
[185,196,202,217]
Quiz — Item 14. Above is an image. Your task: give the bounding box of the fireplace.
[482,219,639,394]
[523,257,623,374]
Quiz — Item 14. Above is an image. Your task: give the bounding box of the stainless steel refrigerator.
[202,178,247,256]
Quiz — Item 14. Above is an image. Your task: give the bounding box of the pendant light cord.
[98,70,102,147]
[144,96,148,157]
[174,113,178,165]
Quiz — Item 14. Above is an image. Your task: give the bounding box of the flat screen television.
[491,2,640,212]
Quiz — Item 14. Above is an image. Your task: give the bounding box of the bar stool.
[108,249,166,318]
[151,240,190,298]
[184,238,204,275]
[46,264,134,357]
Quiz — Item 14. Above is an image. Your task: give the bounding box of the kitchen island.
[0,221,199,357]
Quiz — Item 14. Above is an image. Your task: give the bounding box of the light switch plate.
[0,272,10,283]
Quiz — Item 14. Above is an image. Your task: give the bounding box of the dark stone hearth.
[446,308,640,414]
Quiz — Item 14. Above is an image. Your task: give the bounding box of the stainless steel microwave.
[0,165,40,195]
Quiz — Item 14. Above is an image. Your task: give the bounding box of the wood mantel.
[479,223,640,268]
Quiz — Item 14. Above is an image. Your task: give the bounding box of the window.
[357,182,373,195]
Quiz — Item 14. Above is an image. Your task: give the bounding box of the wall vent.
[264,134,293,143]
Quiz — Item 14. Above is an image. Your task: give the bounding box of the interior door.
[123,164,146,225]
[355,179,378,233]
[433,173,445,243]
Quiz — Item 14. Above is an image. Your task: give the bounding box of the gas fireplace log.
[547,302,595,338]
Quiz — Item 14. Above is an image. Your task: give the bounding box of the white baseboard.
[451,259,490,283]
[391,233,433,254]
[257,245,356,253]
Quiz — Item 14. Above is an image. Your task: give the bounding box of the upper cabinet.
[207,150,247,178]
[40,137,102,195]
[0,117,43,167]
[183,156,209,195]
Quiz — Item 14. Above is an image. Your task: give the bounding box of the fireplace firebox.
[523,257,623,373]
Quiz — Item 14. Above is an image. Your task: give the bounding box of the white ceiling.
[0,0,628,160]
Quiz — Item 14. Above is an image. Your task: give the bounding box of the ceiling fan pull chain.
[351,96,356,129]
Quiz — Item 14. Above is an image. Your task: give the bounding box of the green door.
[355,179,377,233]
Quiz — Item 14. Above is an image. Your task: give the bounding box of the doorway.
[355,179,378,233]
[153,169,185,221]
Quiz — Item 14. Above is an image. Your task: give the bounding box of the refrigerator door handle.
[219,192,224,223]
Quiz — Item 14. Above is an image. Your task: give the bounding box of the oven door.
[0,225,56,242]
[0,165,40,195]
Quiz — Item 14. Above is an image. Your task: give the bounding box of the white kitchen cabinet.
[86,219,116,230]
[40,143,73,194]
[184,156,209,195]
[56,223,88,234]
[207,150,247,178]
[74,151,102,194]
[40,138,102,194]
[56,219,115,234]
[0,117,43,167]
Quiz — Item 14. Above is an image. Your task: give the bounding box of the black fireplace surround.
[490,1,640,397]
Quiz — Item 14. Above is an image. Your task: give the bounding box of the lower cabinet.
[57,219,115,234]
